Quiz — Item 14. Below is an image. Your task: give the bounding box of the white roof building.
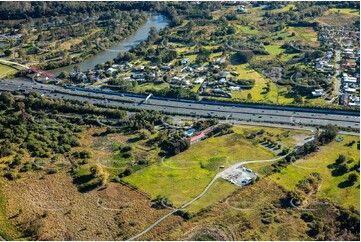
[343,76,357,83]
[194,77,204,84]
[312,89,324,97]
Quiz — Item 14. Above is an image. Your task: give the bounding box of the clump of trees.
[153,87,199,100]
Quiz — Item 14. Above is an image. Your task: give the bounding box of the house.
[161,66,171,71]
[194,77,204,84]
[343,48,354,58]
[171,76,182,84]
[218,78,227,85]
[150,65,158,70]
[190,132,205,145]
[181,58,190,65]
[236,6,245,13]
[134,66,145,72]
[106,68,117,74]
[311,89,324,97]
[339,93,348,105]
[216,57,225,64]
[218,71,230,78]
[229,86,240,91]
[342,75,358,84]
[349,96,360,106]
[343,86,356,93]
[326,51,333,59]
[182,66,193,72]
[231,71,239,76]
[132,73,145,79]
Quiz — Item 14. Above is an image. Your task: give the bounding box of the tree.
[247,93,252,100]
[73,65,79,73]
[123,167,133,177]
[318,124,338,145]
[337,163,349,174]
[336,154,347,164]
[139,129,151,139]
[233,50,254,64]
[294,94,303,104]
[227,25,237,35]
[4,49,12,57]
[348,173,358,183]
[58,71,69,79]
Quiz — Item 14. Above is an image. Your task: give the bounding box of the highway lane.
[0,78,359,129]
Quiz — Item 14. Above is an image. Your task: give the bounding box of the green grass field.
[328,8,360,16]
[230,63,278,103]
[0,63,19,78]
[239,26,259,35]
[265,44,284,56]
[270,135,360,209]
[123,125,278,209]
[123,125,312,211]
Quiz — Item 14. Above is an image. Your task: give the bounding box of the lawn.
[287,27,318,44]
[264,44,284,56]
[137,82,169,92]
[123,125,279,210]
[0,63,19,78]
[270,135,360,209]
[123,125,312,211]
[239,26,259,35]
[271,4,296,13]
[230,63,278,103]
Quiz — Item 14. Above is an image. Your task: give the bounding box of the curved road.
[127,152,295,241]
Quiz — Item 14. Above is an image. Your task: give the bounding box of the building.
[106,68,117,74]
[215,57,225,64]
[161,66,171,71]
[218,71,230,78]
[342,75,358,84]
[181,58,190,65]
[193,77,204,84]
[311,89,324,97]
[218,78,227,85]
[190,132,205,145]
[339,93,348,105]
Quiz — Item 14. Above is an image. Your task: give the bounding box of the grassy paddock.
[270,135,360,209]
[123,125,311,211]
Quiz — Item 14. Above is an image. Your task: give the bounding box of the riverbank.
[48,14,168,75]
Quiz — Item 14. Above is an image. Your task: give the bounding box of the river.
[48,14,168,75]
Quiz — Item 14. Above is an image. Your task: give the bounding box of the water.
[49,14,168,75]
[0,42,6,47]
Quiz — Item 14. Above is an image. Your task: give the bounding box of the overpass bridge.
[0,59,56,78]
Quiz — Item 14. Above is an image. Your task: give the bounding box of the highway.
[0,78,359,129]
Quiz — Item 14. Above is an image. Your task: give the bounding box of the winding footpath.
[126,152,296,241]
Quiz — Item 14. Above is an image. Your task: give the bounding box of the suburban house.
[193,77,204,84]
[312,89,324,97]
[181,58,190,65]
[218,71,231,78]
[216,57,225,64]
[106,68,117,74]
[339,93,349,105]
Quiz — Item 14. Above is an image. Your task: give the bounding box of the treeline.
[152,87,199,100]
[0,1,156,20]
[24,92,127,119]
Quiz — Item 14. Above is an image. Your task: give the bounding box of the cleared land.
[123,125,311,211]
